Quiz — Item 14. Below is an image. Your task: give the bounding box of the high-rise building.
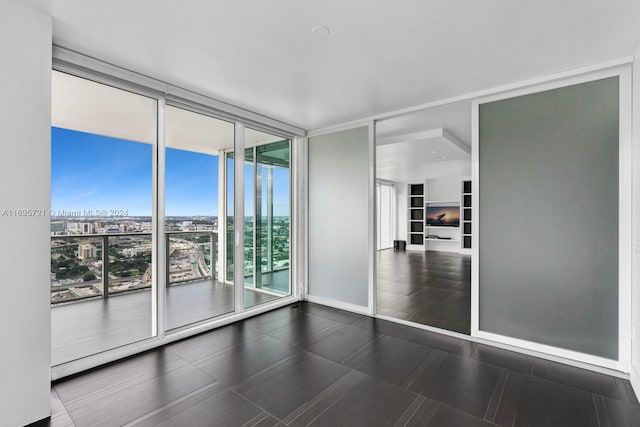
[77,243,96,260]
[66,222,80,233]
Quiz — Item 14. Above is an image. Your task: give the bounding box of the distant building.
[123,246,151,257]
[66,222,80,232]
[81,223,94,234]
[78,243,97,260]
[50,221,65,233]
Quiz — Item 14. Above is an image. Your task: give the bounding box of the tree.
[83,271,97,282]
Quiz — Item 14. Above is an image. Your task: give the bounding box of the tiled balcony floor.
[52,270,289,365]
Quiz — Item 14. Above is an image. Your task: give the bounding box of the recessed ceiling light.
[431,150,437,154]
[311,26,330,37]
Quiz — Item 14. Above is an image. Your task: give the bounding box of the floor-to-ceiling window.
[164,106,235,330]
[50,70,157,365]
[51,57,299,372]
[244,129,291,308]
[376,181,395,250]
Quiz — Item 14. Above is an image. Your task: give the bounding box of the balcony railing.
[165,231,217,286]
[51,231,218,305]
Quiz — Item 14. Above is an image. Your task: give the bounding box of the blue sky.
[51,127,289,217]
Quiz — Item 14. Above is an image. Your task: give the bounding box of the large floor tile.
[376,249,471,334]
[194,335,300,386]
[64,363,216,426]
[131,382,267,427]
[232,351,350,420]
[494,372,599,427]
[425,404,498,427]
[593,394,640,427]
[343,335,432,386]
[469,344,534,374]
[352,316,408,337]
[303,323,381,363]
[294,302,366,325]
[165,324,251,364]
[301,371,419,427]
[264,313,342,346]
[55,348,185,404]
[398,326,475,356]
[532,358,621,400]
[408,352,503,418]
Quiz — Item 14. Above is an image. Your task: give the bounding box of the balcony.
[51,231,288,365]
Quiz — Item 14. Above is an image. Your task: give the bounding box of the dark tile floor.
[377,249,471,334]
[41,302,639,427]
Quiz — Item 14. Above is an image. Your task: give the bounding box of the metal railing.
[50,231,218,305]
[165,231,217,286]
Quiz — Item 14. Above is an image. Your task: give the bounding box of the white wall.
[397,183,408,238]
[0,2,52,426]
[427,176,463,201]
[630,45,640,397]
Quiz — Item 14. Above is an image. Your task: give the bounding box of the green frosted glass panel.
[308,127,369,307]
[479,77,619,359]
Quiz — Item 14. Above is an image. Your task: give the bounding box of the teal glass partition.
[478,77,619,359]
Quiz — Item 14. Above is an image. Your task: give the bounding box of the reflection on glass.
[244,131,291,308]
[226,153,234,282]
[164,106,234,330]
[244,147,255,287]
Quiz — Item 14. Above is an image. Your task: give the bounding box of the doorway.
[375,101,472,334]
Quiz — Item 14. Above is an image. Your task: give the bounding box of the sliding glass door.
[51,68,297,369]
[50,71,156,365]
[164,106,235,330]
[476,74,626,363]
[244,129,291,308]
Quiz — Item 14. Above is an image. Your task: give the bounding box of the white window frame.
[51,46,305,380]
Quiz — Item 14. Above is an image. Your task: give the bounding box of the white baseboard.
[631,365,640,400]
[304,297,629,379]
[305,294,371,316]
[476,330,625,373]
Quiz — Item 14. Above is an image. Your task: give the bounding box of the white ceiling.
[45,0,640,130]
[376,131,470,183]
[52,70,157,144]
[377,101,472,147]
[375,101,472,183]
